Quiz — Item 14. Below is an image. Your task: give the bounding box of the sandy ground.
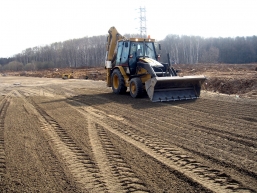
[0,76,256,192]
[5,63,257,99]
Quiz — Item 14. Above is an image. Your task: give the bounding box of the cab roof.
[118,38,155,42]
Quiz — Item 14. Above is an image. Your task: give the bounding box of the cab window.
[116,41,123,65]
[121,41,130,64]
[145,42,156,59]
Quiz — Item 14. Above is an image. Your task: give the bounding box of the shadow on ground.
[64,91,197,110]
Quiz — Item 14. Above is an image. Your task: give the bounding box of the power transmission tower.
[138,6,147,38]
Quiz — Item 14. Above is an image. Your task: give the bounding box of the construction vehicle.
[62,73,74,79]
[105,26,206,102]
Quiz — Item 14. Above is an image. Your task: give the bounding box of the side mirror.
[159,44,161,50]
[157,54,161,61]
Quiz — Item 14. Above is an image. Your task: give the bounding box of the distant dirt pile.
[176,63,257,98]
[205,77,256,95]
[12,67,106,81]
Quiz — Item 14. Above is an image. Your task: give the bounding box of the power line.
[138,6,147,38]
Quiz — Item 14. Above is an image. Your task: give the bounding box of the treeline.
[0,35,107,72]
[159,35,257,64]
[1,34,257,72]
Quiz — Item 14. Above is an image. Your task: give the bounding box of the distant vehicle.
[62,73,73,79]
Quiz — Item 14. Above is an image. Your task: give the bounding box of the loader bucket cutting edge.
[145,76,206,102]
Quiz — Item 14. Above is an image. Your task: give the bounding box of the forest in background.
[1,34,257,71]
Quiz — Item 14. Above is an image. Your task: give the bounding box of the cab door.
[120,41,130,66]
[116,41,130,66]
[115,41,123,66]
[129,42,137,74]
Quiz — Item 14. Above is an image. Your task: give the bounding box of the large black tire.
[111,69,127,94]
[129,78,143,98]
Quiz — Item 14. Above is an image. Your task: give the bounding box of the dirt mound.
[176,63,257,98]
[204,77,256,95]
[7,67,106,81]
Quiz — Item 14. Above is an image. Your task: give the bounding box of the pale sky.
[0,0,256,58]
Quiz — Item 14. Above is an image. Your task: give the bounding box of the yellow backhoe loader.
[62,73,74,79]
[105,26,206,102]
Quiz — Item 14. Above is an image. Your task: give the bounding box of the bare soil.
[176,63,257,98]
[4,63,257,99]
[0,65,256,192]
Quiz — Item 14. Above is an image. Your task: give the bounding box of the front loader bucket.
[145,76,206,102]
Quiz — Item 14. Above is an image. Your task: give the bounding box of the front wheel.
[130,78,143,98]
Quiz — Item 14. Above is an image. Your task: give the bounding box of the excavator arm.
[105,27,125,86]
[105,27,125,64]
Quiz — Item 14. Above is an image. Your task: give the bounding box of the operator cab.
[115,38,166,75]
[129,41,170,77]
[129,42,157,59]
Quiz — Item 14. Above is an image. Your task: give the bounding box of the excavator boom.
[105,27,125,62]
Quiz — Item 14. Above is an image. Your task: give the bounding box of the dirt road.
[0,76,256,192]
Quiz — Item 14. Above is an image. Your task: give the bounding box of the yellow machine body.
[105,26,206,102]
[62,73,74,79]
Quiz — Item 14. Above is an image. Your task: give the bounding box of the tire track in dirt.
[139,107,255,179]
[69,92,257,183]
[138,103,257,157]
[69,98,255,193]
[95,123,149,192]
[44,85,67,96]
[69,94,257,175]
[16,91,107,192]
[130,102,257,148]
[178,98,257,120]
[107,123,254,192]
[88,117,149,192]
[27,89,150,192]
[139,105,257,155]
[3,92,78,192]
[109,101,257,188]
[117,92,256,147]
[150,107,257,149]
[156,102,257,137]
[87,119,125,192]
[81,87,257,127]
[74,87,257,130]
[76,85,255,110]
[41,86,257,191]
[38,93,151,192]
[19,87,56,98]
[0,94,11,180]
[107,91,257,135]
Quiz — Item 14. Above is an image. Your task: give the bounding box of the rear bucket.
[145,76,206,102]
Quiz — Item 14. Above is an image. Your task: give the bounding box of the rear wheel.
[111,69,127,94]
[130,78,143,98]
